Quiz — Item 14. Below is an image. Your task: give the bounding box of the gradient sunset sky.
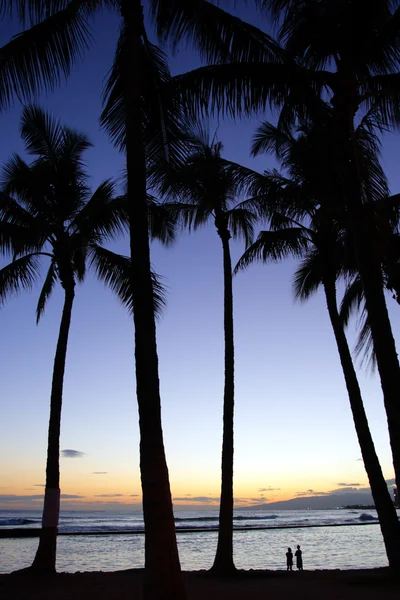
[1,1,399,512]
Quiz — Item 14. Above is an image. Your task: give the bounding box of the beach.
[1,567,400,600]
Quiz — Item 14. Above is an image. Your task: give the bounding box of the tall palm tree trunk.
[212,225,236,574]
[333,92,400,493]
[323,275,400,568]
[121,2,185,598]
[31,284,75,573]
[353,227,400,491]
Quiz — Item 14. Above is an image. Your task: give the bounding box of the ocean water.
[0,508,396,574]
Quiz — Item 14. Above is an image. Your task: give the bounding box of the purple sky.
[0,1,399,511]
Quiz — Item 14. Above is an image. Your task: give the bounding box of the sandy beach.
[1,568,400,600]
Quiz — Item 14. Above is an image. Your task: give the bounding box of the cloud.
[173,496,219,503]
[34,484,45,487]
[329,487,369,494]
[92,472,108,475]
[258,487,281,492]
[234,497,257,504]
[61,494,85,499]
[62,449,86,458]
[386,478,396,486]
[0,494,44,503]
[91,500,132,506]
[337,483,361,487]
[94,494,125,498]
[295,489,330,497]
[129,494,139,497]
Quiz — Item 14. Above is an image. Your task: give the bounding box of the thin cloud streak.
[62,449,86,458]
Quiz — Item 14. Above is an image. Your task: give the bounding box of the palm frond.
[0,1,92,111]
[20,105,65,158]
[0,219,42,257]
[58,126,92,166]
[72,245,87,283]
[150,0,284,64]
[0,253,41,304]
[1,152,57,221]
[36,259,57,323]
[171,61,327,120]
[88,245,166,317]
[292,249,323,302]
[221,159,265,199]
[148,197,177,246]
[0,1,76,23]
[157,200,199,232]
[0,190,37,227]
[0,1,118,24]
[340,277,364,328]
[251,120,295,159]
[69,179,125,242]
[234,227,308,274]
[226,207,255,247]
[354,309,377,372]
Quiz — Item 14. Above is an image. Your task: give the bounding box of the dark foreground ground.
[1,567,400,599]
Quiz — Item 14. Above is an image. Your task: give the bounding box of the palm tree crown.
[0,105,128,311]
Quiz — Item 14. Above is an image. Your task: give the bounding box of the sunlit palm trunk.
[324,276,400,568]
[31,284,75,572]
[212,224,236,574]
[121,2,185,598]
[332,79,400,494]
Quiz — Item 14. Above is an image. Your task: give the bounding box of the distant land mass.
[245,492,376,510]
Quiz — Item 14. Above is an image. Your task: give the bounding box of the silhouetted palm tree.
[2,2,282,592]
[262,0,400,496]
[0,3,282,594]
[0,105,133,572]
[153,130,256,574]
[235,117,400,567]
[167,0,400,495]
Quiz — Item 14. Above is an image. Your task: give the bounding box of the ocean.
[0,508,397,574]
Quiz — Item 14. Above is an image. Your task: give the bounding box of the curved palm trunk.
[121,2,185,598]
[211,225,236,574]
[333,92,400,492]
[323,276,400,568]
[31,284,75,573]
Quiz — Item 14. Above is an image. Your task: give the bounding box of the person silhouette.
[286,547,293,571]
[295,545,303,570]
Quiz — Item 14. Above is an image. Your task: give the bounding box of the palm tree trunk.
[323,276,400,568]
[333,93,400,493]
[211,227,236,574]
[120,2,185,598]
[350,219,400,492]
[31,284,75,573]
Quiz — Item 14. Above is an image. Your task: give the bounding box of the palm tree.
[0,3,281,594]
[234,119,400,567]
[163,0,400,494]
[0,105,135,572]
[258,0,400,498]
[152,130,256,575]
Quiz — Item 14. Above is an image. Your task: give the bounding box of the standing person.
[295,545,303,570]
[286,547,293,571]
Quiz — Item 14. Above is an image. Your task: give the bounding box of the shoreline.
[1,567,399,600]
[0,520,379,539]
